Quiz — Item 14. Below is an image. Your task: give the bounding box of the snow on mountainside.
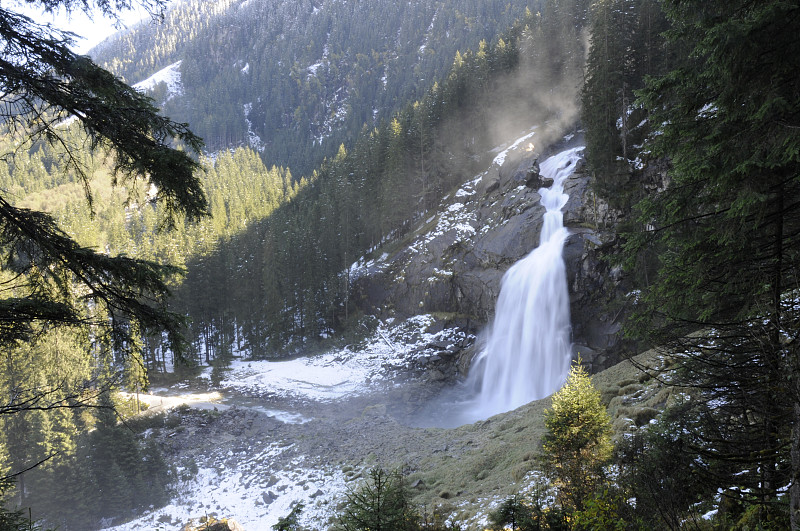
[349,127,541,285]
[132,61,184,100]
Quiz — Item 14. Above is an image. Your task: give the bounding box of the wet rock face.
[352,135,638,375]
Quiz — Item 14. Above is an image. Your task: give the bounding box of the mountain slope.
[165,0,591,361]
[93,0,549,176]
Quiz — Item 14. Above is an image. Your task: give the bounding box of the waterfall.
[465,146,584,421]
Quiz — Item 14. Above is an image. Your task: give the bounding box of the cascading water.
[463,146,585,422]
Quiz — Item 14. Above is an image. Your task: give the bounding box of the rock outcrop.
[351,130,639,375]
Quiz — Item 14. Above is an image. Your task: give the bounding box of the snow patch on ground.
[133,61,183,100]
[248,407,311,424]
[210,352,392,401]
[117,391,228,414]
[106,443,346,530]
[198,314,469,403]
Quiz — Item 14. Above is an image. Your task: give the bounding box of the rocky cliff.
[351,129,639,375]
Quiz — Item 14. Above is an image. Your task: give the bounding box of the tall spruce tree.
[625,0,800,526]
[541,362,613,512]
[335,468,417,531]
[582,0,670,206]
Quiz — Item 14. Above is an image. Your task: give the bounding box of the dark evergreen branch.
[0,6,208,225]
[0,377,110,416]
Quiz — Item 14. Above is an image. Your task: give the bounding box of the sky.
[10,1,153,54]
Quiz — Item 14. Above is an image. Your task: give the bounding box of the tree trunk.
[767,185,784,506]
[792,398,800,530]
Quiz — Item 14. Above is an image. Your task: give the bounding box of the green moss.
[601,386,620,405]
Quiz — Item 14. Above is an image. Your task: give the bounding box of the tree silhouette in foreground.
[0,0,207,506]
[625,0,800,527]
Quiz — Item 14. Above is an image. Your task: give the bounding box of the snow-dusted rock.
[353,131,636,373]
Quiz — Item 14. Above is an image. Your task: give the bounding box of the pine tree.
[42,454,100,528]
[273,502,305,531]
[86,392,141,518]
[0,330,89,503]
[615,399,716,528]
[541,362,612,512]
[139,438,171,507]
[625,1,800,526]
[582,0,627,180]
[0,0,207,359]
[487,495,543,531]
[582,0,669,206]
[335,468,418,531]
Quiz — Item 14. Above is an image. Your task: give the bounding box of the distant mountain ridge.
[92,0,545,176]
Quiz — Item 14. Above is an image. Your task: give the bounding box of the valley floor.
[104,318,659,530]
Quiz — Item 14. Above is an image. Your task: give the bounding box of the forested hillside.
[580,0,800,528]
[0,1,589,526]
[4,0,800,528]
[92,0,556,176]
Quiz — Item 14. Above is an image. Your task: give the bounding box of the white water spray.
[465,146,584,421]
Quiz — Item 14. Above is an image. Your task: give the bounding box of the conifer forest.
[1,0,800,529]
